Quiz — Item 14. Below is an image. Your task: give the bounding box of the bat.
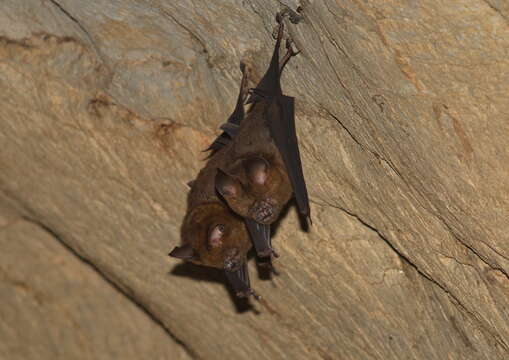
[206,62,249,154]
[169,65,260,299]
[207,60,287,260]
[214,16,309,258]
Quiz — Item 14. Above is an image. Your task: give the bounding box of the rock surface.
[0,209,191,360]
[1,0,508,359]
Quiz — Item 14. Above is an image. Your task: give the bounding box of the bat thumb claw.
[250,289,261,301]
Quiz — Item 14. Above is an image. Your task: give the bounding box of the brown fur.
[180,202,250,269]
[179,143,252,269]
[215,100,293,224]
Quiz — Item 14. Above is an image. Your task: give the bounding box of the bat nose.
[250,200,275,224]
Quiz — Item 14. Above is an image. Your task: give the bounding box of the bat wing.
[268,95,310,219]
[206,64,248,153]
[244,218,272,258]
[206,111,243,153]
[242,19,309,218]
[224,261,259,299]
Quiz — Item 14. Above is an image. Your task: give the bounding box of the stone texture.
[1,0,508,359]
[0,216,191,360]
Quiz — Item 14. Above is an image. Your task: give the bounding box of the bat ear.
[215,169,241,198]
[169,244,196,260]
[244,157,269,186]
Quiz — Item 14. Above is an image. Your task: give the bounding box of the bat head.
[215,156,292,224]
[171,202,251,271]
[171,202,257,298]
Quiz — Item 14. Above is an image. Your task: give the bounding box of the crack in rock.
[310,199,509,352]
[321,105,509,281]
[16,214,200,360]
[48,0,105,63]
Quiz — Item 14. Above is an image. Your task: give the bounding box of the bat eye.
[209,224,225,248]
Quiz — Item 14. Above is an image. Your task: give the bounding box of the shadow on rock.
[169,262,260,314]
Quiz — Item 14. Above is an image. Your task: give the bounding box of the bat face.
[215,155,292,225]
[174,202,251,270]
[171,202,258,298]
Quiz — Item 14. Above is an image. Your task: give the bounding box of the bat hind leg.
[280,37,300,72]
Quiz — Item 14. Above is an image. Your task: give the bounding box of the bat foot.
[257,256,280,276]
[236,288,261,301]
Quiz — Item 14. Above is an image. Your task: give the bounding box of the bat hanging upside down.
[214,13,310,259]
[169,64,259,299]
[170,8,309,299]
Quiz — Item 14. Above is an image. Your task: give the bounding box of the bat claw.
[250,288,261,301]
[236,288,261,301]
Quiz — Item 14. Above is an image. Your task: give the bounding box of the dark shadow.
[169,262,259,314]
[298,212,310,232]
[271,200,310,235]
[170,262,224,283]
[270,200,292,237]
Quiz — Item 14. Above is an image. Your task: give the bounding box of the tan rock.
[0,218,191,360]
[1,0,508,359]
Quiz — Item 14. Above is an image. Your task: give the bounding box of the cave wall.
[1,1,508,359]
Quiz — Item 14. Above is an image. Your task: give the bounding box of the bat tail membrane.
[268,96,310,220]
[205,62,248,153]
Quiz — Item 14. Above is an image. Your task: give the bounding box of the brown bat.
[170,9,306,298]
[214,15,309,257]
[169,65,259,299]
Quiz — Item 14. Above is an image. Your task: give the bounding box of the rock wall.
[1,0,508,359]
